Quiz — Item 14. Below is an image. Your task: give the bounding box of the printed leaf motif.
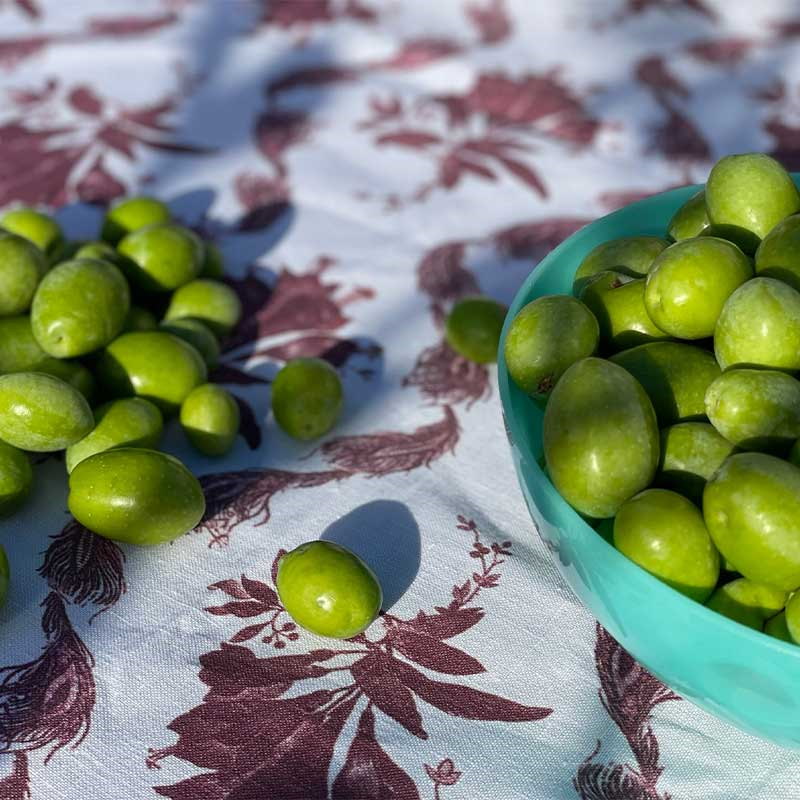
[351,653,427,739]
[417,243,478,305]
[403,341,490,407]
[86,13,180,36]
[0,594,95,759]
[465,0,511,44]
[635,56,688,100]
[320,406,460,475]
[425,758,462,787]
[332,705,421,800]
[491,217,590,259]
[376,130,442,149]
[393,631,486,676]
[38,521,127,618]
[406,607,485,639]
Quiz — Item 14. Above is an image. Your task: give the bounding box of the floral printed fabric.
[1,1,800,798]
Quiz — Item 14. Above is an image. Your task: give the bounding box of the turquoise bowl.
[497,182,800,748]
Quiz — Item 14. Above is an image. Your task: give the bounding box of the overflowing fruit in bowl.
[504,152,800,644]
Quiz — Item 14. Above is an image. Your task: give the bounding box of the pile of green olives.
[0,197,368,640]
[505,152,800,645]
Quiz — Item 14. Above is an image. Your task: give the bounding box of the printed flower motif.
[0,78,211,207]
[573,625,679,800]
[0,753,30,800]
[256,0,376,29]
[0,0,39,18]
[150,519,551,799]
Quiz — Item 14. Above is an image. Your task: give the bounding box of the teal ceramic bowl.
[497,182,800,749]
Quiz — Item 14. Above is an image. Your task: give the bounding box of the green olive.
[123,306,159,332]
[117,223,203,292]
[754,213,800,292]
[31,258,130,357]
[765,610,794,643]
[0,439,32,517]
[271,358,343,441]
[159,319,220,368]
[0,207,63,259]
[0,315,48,373]
[200,242,224,278]
[504,294,598,402]
[180,384,239,456]
[68,448,205,546]
[276,541,382,639]
[706,577,787,630]
[164,279,242,338]
[97,331,207,415]
[0,233,47,316]
[614,488,719,602]
[101,196,171,245]
[0,372,93,451]
[667,189,709,241]
[65,397,163,473]
[573,236,668,293]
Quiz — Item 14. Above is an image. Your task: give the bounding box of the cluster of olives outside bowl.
[0,198,388,640]
[498,153,800,748]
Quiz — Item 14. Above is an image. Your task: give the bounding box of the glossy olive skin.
[160,319,220,368]
[0,546,8,609]
[0,233,47,316]
[0,315,48,373]
[65,397,163,473]
[75,240,121,264]
[36,359,95,401]
[579,272,671,351]
[644,237,752,339]
[706,153,800,241]
[0,440,32,517]
[699,224,760,256]
[705,368,800,452]
[123,306,159,332]
[754,213,800,292]
[201,242,225,278]
[503,294,598,401]
[765,610,794,643]
[271,358,343,441]
[276,541,382,639]
[657,422,736,504]
[97,331,207,415]
[68,448,205,546]
[785,593,800,644]
[31,258,130,357]
[164,279,243,339]
[706,578,787,630]
[101,196,171,245]
[572,236,668,293]
[614,489,719,602]
[117,223,203,292]
[0,372,93,451]
[610,341,720,426]
[444,297,507,364]
[704,452,800,590]
[543,357,659,518]
[180,384,240,456]
[667,189,709,241]
[714,277,800,371]
[0,207,63,259]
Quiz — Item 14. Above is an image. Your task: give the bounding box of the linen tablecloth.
[2,1,800,798]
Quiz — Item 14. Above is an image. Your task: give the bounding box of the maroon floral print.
[0,78,211,207]
[686,37,754,65]
[574,625,679,800]
[425,758,462,799]
[38,521,127,620]
[198,407,459,547]
[1,0,39,19]
[403,341,490,407]
[0,753,29,800]
[465,0,511,44]
[232,172,290,232]
[255,0,376,29]
[0,593,95,761]
[205,552,297,649]
[491,217,590,260]
[149,518,550,799]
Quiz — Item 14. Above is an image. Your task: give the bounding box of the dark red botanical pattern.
[464,0,511,44]
[357,68,599,207]
[759,83,800,171]
[686,36,755,65]
[149,518,550,798]
[0,594,95,761]
[573,625,680,800]
[0,752,29,800]
[198,407,458,547]
[600,0,716,24]
[38,521,127,619]
[425,757,462,799]
[232,172,290,232]
[255,0,376,29]
[0,78,211,207]
[205,552,298,649]
[0,11,182,71]
[404,341,490,407]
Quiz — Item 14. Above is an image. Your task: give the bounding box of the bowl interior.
[497,181,800,748]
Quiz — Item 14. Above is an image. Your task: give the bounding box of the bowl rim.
[496,181,800,660]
